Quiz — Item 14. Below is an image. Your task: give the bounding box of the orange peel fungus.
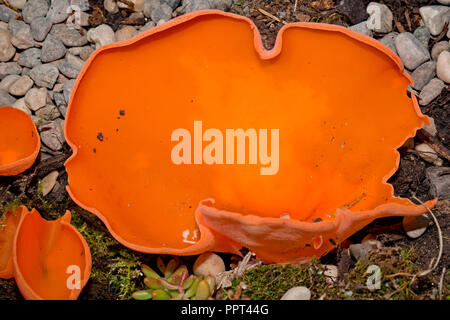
[0,206,91,300]
[64,11,436,263]
[0,107,40,176]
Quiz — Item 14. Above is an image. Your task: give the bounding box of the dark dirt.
[88,0,146,31]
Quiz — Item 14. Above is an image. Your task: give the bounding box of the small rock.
[140,20,156,33]
[336,0,368,24]
[58,61,80,79]
[379,32,397,54]
[0,5,17,23]
[413,26,431,48]
[415,143,438,163]
[437,0,450,4]
[0,88,16,105]
[419,78,445,105]
[47,0,70,24]
[41,170,59,196]
[9,20,35,49]
[143,0,159,18]
[349,21,373,37]
[41,35,67,63]
[0,62,21,79]
[366,2,392,33]
[30,17,53,41]
[8,0,27,10]
[12,98,32,115]
[280,286,311,300]
[25,87,47,111]
[17,48,42,68]
[426,167,450,200]
[29,63,59,88]
[422,117,437,137]
[9,75,33,96]
[431,41,449,61]
[39,120,65,151]
[403,214,429,238]
[79,46,94,60]
[193,252,226,277]
[419,6,450,36]
[115,26,137,42]
[436,51,450,83]
[71,0,90,11]
[411,61,436,90]
[50,24,88,47]
[118,0,144,11]
[323,265,338,284]
[63,78,75,103]
[150,3,173,23]
[165,0,181,10]
[87,24,115,49]
[181,0,232,13]
[35,103,61,121]
[0,74,20,90]
[104,0,118,14]
[349,240,382,260]
[395,32,430,70]
[66,53,84,69]
[0,29,15,62]
[22,0,50,24]
[54,92,66,106]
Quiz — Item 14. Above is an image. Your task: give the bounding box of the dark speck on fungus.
[97,132,103,141]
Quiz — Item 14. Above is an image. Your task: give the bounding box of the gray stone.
[419,6,450,36]
[66,53,84,69]
[437,0,450,4]
[366,2,393,33]
[426,167,450,199]
[150,3,172,23]
[0,29,15,62]
[58,61,80,78]
[349,240,382,260]
[87,24,115,48]
[78,45,94,60]
[39,120,65,151]
[140,20,156,33]
[12,98,32,115]
[29,63,59,88]
[395,32,430,70]
[436,51,450,83]
[47,0,70,24]
[0,5,17,22]
[280,286,311,300]
[422,117,437,136]
[181,0,232,13]
[8,0,27,10]
[0,88,16,105]
[35,103,61,121]
[431,41,449,61]
[22,0,50,24]
[419,78,446,105]
[403,215,429,238]
[115,26,137,42]
[70,0,90,11]
[54,92,66,106]
[0,74,20,90]
[30,17,53,41]
[63,78,75,103]
[0,62,21,79]
[18,48,42,68]
[349,21,373,37]
[9,75,33,96]
[413,26,431,48]
[50,24,88,47]
[25,87,47,111]
[41,35,67,63]
[9,21,34,49]
[411,61,436,90]
[164,0,181,9]
[336,0,368,24]
[379,32,397,54]
[415,143,439,163]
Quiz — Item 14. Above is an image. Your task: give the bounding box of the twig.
[385,272,414,279]
[258,8,287,25]
[294,0,298,12]
[411,196,443,278]
[439,267,446,300]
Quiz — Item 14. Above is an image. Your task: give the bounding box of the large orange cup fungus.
[64,11,436,263]
[0,206,91,300]
[0,107,40,176]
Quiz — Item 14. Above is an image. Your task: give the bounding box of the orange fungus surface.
[0,107,40,176]
[0,206,91,300]
[64,11,436,263]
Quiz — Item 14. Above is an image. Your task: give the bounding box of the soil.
[0,0,449,300]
